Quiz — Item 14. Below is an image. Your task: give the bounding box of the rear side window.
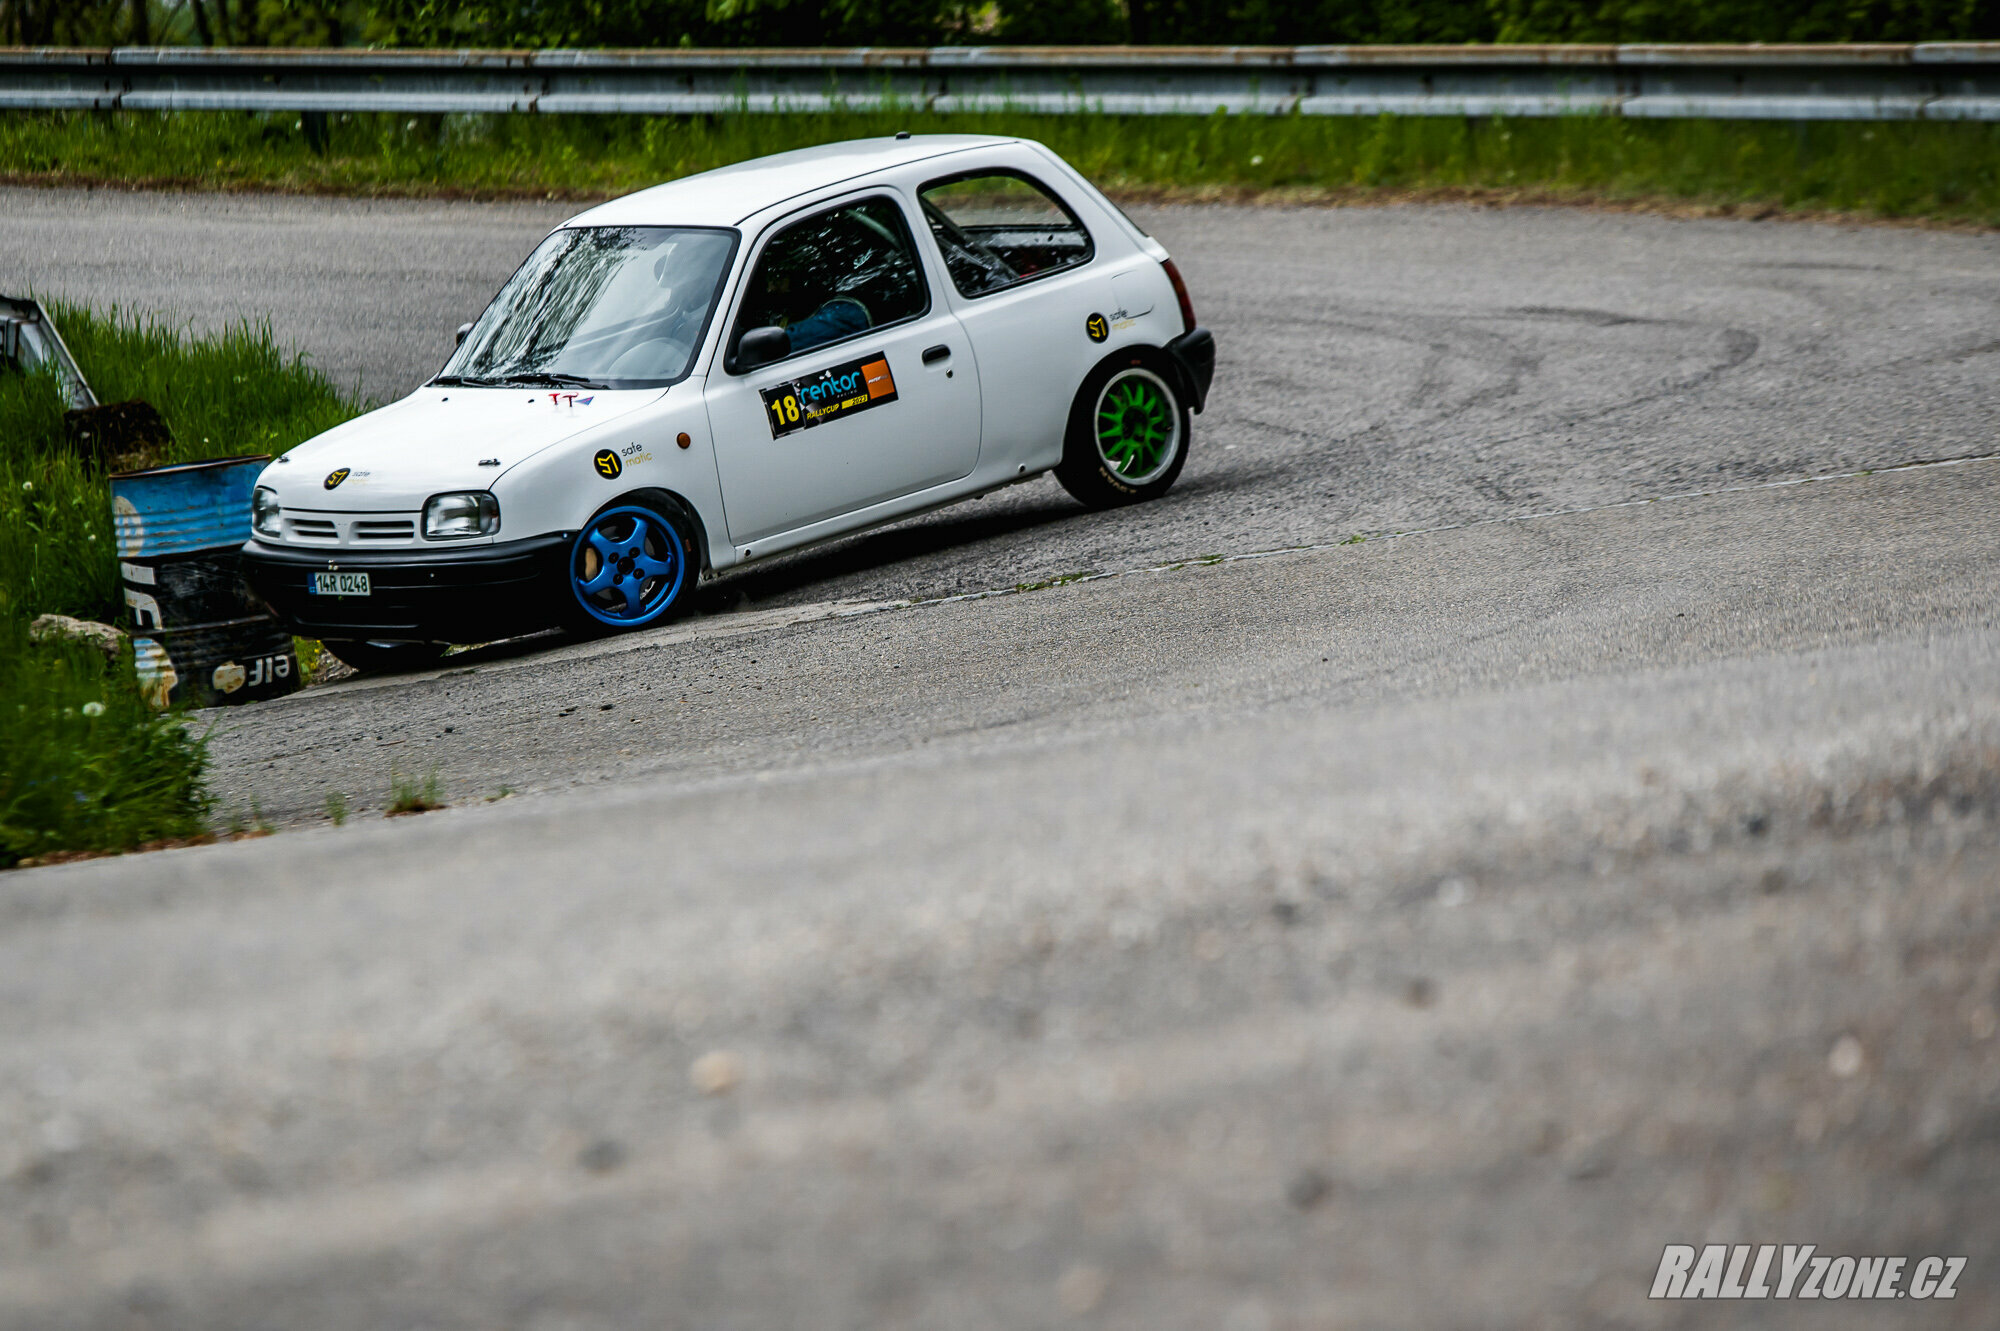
[732,196,928,365]
[919,171,1094,298]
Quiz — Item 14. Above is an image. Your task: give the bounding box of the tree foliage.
[1,0,1994,49]
[0,0,349,45]
[361,0,2000,45]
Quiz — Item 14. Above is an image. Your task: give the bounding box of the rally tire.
[1055,352,1192,510]
[558,499,699,637]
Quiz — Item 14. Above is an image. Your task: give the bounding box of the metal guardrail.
[2,44,1998,119]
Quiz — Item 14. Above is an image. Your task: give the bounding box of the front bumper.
[242,532,571,644]
[1168,326,1216,413]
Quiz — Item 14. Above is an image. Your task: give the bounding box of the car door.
[704,192,979,548]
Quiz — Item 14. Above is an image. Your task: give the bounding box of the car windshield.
[438,226,737,389]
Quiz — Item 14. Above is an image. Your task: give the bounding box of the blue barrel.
[110,455,301,709]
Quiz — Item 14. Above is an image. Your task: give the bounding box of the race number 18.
[766,392,802,431]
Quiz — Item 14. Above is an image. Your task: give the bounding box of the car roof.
[563,135,1020,230]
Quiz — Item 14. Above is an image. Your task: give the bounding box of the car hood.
[265,385,667,510]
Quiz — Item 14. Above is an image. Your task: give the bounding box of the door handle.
[922,344,951,365]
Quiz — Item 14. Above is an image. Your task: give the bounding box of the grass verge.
[0,619,213,866]
[3,109,1997,226]
[0,303,361,868]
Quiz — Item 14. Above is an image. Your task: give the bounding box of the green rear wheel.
[1058,357,1191,509]
[1094,369,1181,485]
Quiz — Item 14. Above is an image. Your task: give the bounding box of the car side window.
[918,171,1095,298]
[732,196,928,366]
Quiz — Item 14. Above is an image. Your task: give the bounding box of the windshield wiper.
[429,370,610,390]
[494,371,607,390]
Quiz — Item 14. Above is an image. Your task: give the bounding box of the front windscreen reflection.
[440,226,737,389]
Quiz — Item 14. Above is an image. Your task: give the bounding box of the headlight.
[423,491,500,540]
[252,485,283,538]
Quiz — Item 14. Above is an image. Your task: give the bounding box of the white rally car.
[243,134,1215,672]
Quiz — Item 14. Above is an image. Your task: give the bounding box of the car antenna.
[894,130,911,140]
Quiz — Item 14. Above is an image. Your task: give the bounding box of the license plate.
[310,571,371,597]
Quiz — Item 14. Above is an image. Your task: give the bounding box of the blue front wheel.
[566,503,692,631]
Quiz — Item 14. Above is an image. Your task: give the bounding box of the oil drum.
[109,455,301,709]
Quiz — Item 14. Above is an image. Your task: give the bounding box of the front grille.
[286,516,339,542]
[277,511,421,547]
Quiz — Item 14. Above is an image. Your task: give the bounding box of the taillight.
[1162,258,1197,335]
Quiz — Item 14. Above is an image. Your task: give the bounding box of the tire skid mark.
[1232,305,1750,448]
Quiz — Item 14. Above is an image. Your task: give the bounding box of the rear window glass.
[918,172,1094,298]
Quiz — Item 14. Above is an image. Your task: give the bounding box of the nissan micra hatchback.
[243,134,1216,672]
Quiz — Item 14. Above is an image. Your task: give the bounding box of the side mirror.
[734,325,791,372]
[455,322,474,347]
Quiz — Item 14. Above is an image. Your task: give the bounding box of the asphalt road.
[4,190,1999,1329]
[7,186,1998,605]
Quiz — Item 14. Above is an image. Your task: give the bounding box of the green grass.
[0,304,361,867]
[0,618,213,866]
[3,108,1997,224]
[387,767,446,816]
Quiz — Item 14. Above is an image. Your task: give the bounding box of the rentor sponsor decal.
[761,351,898,439]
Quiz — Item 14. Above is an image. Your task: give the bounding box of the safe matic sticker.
[761,352,897,438]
